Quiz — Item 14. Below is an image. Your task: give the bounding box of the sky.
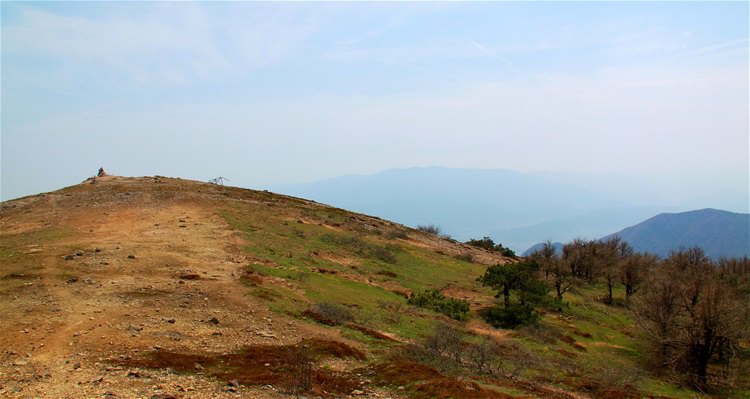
[1,1,748,204]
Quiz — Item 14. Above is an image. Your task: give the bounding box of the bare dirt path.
[0,183,320,398]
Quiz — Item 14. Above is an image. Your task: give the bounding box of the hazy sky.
[2,2,748,202]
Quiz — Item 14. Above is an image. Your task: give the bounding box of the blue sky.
[1,1,748,204]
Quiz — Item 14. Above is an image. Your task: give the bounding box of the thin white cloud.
[2,4,317,85]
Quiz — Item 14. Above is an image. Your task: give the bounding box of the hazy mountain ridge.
[272,167,686,251]
[602,208,750,259]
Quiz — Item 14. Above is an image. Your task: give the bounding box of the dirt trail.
[0,178,332,398]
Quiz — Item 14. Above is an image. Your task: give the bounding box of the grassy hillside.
[0,175,747,398]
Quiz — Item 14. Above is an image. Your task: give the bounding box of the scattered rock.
[166,318,175,324]
[64,255,75,261]
[126,369,141,378]
[75,251,84,256]
[256,330,276,338]
[95,248,102,253]
[73,362,81,370]
[67,277,79,284]
[126,325,142,337]
[151,395,177,399]
[352,389,365,395]
[208,317,219,325]
[228,380,240,387]
[127,255,136,259]
[194,363,204,371]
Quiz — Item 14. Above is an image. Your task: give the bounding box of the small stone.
[228,380,240,387]
[126,369,141,378]
[194,363,204,371]
[75,251,84,256]
[127,255,136,259]
[66,277,78,284]
[208,317,219,325]
[73,362,81,370]
[352,390,365,395]
[151,395,177,399]
[64,255,75,261]
[166,318,175,324]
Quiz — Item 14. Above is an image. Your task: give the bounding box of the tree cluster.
[485,240,749,390]
[528,237,657,305]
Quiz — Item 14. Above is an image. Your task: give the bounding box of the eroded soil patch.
[116,339,365,397]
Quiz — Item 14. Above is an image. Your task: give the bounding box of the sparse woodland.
[524,240,750,392]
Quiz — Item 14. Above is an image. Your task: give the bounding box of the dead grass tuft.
[369,361,511,399]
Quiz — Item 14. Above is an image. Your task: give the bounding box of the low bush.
[384,229,409,240]
[303,303,354,326]
[416,224,442,235]
[408,290,470,321]
[320,234,398,264]
[453,253,475,263]
[403,323,504,377]
[465,237,517,258]
[480,304,539,329]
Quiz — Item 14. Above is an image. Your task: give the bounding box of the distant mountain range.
[601,208,749,259]
[270,167,748,255]
[270,167,683,251]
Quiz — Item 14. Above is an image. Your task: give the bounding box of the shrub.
[384,229,409,240]
[320,234,398,264]
[480,304,540,329]
[466,237,517,258]
[408,290,470,321]
[404,323,504,376]
[303,303,354,326]
[416,224,442,235]
[416,224,454,240]
[453,253,474,263]
[285,344,313,394]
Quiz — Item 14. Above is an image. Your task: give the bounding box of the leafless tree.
[620,252,658,304]
[635,248,750,389]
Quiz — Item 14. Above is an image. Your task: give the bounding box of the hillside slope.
[602,208,750,259]
[2,176,746,399]
[0,175,512,398]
